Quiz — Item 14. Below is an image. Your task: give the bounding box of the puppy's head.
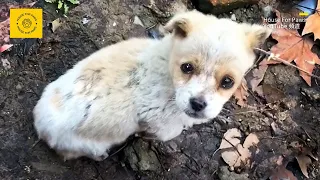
[165,10,271,120]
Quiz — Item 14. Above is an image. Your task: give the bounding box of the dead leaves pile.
[262,28,320,86]
[269,156,298,180]
[289,141,318,178]
[216,129,318,179]
[303,1,320,41]
[234,79,249,107]
[217,128,259,170]
[234,3,320,106]
[269,141,318,180]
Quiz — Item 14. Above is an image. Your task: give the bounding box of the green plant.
[45,0,80,14]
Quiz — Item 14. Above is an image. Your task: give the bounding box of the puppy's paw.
[135,132,158,140]
[58,150,83,162]
[90,152,109,161]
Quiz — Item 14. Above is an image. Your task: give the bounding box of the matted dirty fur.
[33,10,271,161]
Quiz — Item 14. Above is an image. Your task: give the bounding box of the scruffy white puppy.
[33,10,271,161]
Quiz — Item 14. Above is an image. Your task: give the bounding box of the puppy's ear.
[243,24,272,49]
[164,17,190,38]
[164,10,206,38]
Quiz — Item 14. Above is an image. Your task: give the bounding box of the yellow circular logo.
[16,12,38,34]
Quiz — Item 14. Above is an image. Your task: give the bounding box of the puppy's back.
[33,38,154,149]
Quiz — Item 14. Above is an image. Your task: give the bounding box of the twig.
[180,150,201,171]
[91,162,105,180]
[146,24,157,30]
[108,142,128,158]
[254,48,320,80]
[234,107,272,115]
[182,164,199,176]
[30,139,41,149]
[38,61,46,82]
[216,136,242,157]
[300,127,317,144]
[150,144,166,171]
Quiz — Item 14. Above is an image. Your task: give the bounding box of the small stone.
[277,111,288,121]
[281,98,298,110]
[82,17,90,25]
[16,84,22,90]
[230,14,236,21]
[167,141,178,153]
[124,139,161,172]
[133,16,144,27]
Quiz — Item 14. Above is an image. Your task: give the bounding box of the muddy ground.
[0,0,319,179]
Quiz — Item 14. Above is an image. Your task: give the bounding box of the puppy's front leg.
[151,125,185,142]
[135,131,158,140]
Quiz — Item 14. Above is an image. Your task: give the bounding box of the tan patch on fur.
[50,88,63,109]
[170,54,202,87]
[215,63,243,97]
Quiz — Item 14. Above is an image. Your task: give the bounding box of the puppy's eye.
[180,63,194,74]
[220,76,234,89]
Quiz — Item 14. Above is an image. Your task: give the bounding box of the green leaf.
[58,0,63,9]
[68,0,80,4]
[64,3,69,14]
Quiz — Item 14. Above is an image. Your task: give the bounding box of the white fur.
[33,10,271,161]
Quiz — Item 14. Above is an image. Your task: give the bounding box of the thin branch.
[234,107,272,115]
[254,48,320,80]
[222,137,242,157]
[30,139,41,149]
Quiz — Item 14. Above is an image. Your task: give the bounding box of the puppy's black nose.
[189,97,207,112]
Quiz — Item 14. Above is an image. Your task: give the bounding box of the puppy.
[33,10,271,161]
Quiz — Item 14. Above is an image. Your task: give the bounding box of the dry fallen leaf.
[271,122,285,136]
[262,28,320,86]
[234,79,249,107]
[250,65,268,92]
[269,155,298,180]
[296,155,312,178]
[289,141,318,178]
[0,44,13,53]
[51,18,62,32]
[302,1,320,40]
[219,128,259,170]
[270,165,298,180]
[219,128,243,169]
[242,133,259,149]
[219,128,241,150]
[212,128,242,158]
